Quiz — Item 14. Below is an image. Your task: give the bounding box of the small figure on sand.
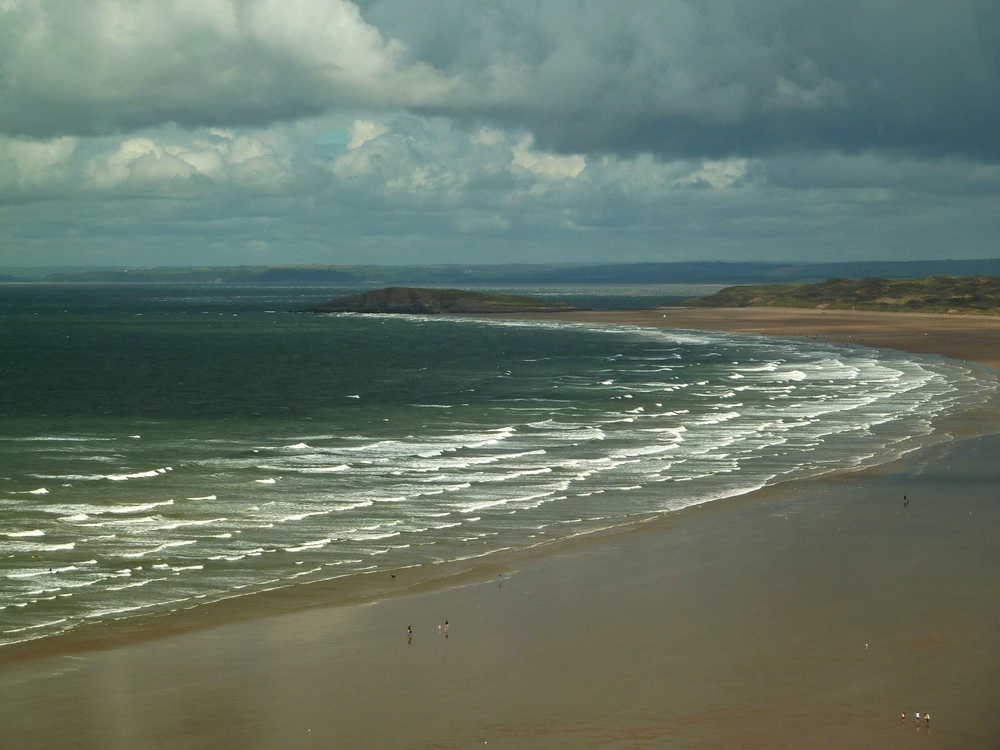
[498,573,503,588]
[407,625,412,644]
[444,620,449,638]
[903,495,908,507]
[925,713,930,728]
[901,711,905,723]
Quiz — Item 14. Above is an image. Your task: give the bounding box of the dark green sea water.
[0,285,993,646]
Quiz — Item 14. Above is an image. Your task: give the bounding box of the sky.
[0,0,998,268]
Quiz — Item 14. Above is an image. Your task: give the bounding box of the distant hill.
[304,287,579,314]
[683,276,1000,315]
[41,266,358,284]
[23,259,1000,286]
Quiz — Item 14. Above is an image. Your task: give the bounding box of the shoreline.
[484,306,1000,368]
[0,309,997,657]
[3,428,998,748]
[1,309,996,666]
[1,308,999,747]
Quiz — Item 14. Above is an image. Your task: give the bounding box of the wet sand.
[1,309,999,748]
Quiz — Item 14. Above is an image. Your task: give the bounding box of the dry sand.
[1,308,998,749]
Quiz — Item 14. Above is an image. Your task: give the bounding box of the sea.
[0,284,994,648]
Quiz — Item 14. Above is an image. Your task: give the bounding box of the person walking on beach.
[407,625,412,644]
[444,620,449,638]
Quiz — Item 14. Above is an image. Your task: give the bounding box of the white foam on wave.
[477,467,553,483]
[527,419,588,431]
[3,617,70,635]
[110,500,175,515]
[284,538,332,552]
[106,468,171,481]
[692,411,741,426]
[103,581,162,594]
[255,478,277,484]
[610,444,680,459]
[287,566,323,579]
[413,478,473,492]
[526,422,606,441]
[6,530,44,538]
[154,517,227,531]
[122,539,197,558]
[5,568,49,580]
[187,495,217,501]
[1,541,76,552]
[458,490,556,514]
[31,474,105,481]
[2,436,109,443]
[327,499,374,512]
[283,465,350,474]
[733,362,780,374]
[278,510,329,523]
[771,369,808,382]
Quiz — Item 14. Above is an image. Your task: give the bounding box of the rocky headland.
[304,287,578,314]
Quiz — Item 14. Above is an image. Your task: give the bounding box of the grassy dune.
[683,275,1000,315]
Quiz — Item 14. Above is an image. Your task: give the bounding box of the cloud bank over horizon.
[1,0,998,267]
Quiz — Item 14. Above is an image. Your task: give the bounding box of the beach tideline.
[0,310,998,749]
[500,306,1000,368]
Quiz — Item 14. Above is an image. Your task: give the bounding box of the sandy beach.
[499,306,1000,368]
[1,308,999,749]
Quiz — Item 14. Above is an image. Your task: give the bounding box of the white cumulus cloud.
[0,0,459,138]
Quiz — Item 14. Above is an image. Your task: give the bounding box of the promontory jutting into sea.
[0,285,991,646]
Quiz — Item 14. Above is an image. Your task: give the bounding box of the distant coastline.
[5,259,1000,286]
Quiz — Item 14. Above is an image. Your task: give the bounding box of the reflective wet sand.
[0,427,997,749]
[1,309,999,749]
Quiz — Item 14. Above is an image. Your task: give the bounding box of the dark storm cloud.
[2,1,996,160]
[362,0,1000,160]
[2,0,999,269]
